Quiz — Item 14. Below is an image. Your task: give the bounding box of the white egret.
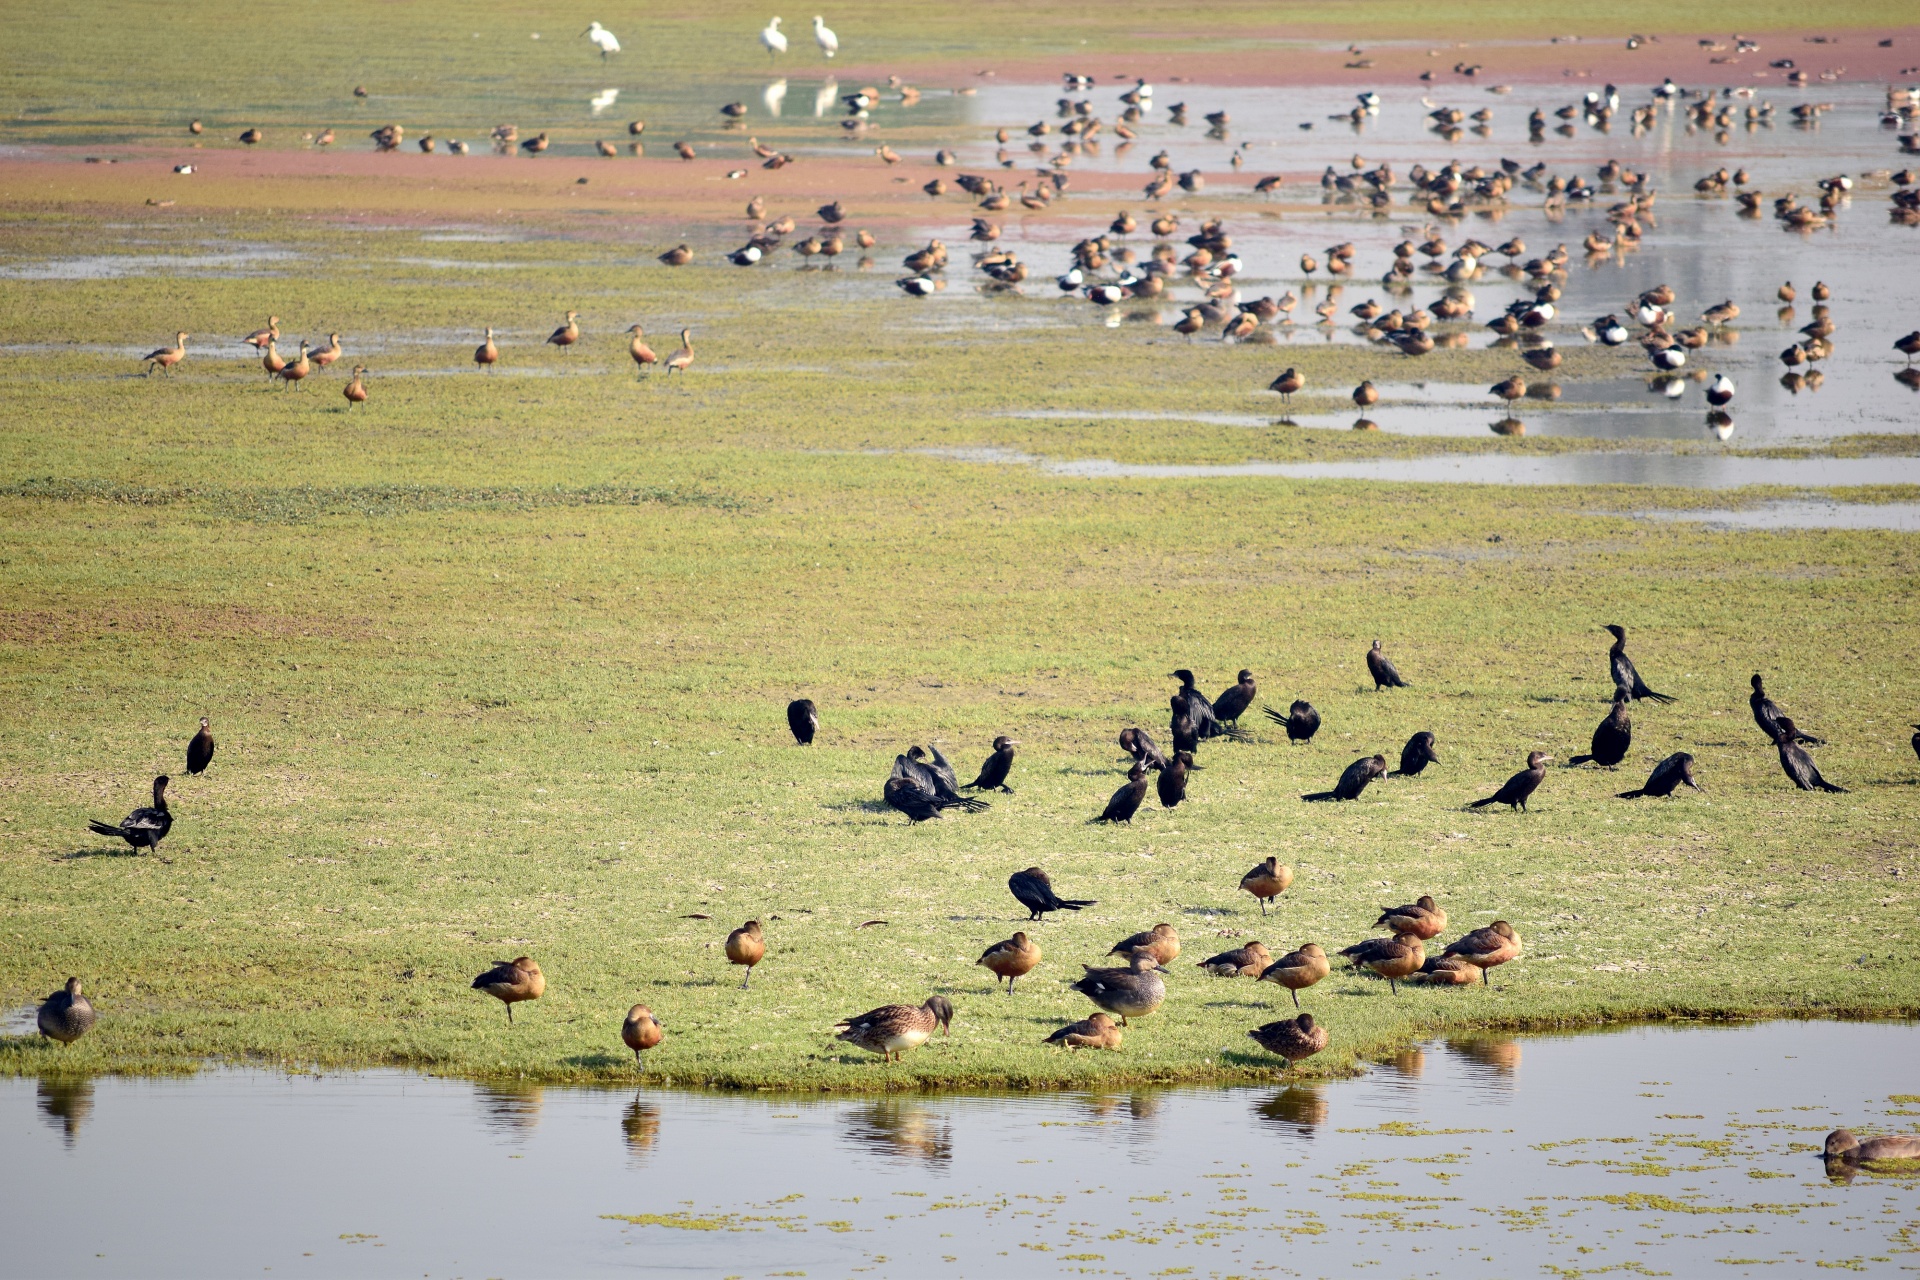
[583,21,621,57]
[812,15,838,59]
[761,16,788,58]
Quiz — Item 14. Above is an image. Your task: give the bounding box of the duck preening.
[1366,639,1409,689]
[726,920,766,987]
[833,996,952,1062]
[1605,625,1676,703]
[1303,754,1386,802]
[1094,764,1151,824]
[976,931,1041,993]
[1248,1013,1327,1070]
[1467,751,1550,811]
[1118,727,1169,770]
[471,957,544,1021]
[1569,692,1631,767]
[620,1005,663,1066]
[1238,856,1293,914]
[88,775,172,854]
[964,736,1018,793]
[1339,933,1424,994]
[1750,674,1823,745]
[1070,951,1167,1025]
[1009,866,1094,920]
[1257,944,1329,1007]
[1045,1011,1122,1050]
[1771,719,1847,792]
[1197,940,1272,978]
[1108,923,1180,966]
[1390,731,1439,776]
[186,717,215,774]
[1440,921,1520,984]
[1374,896,1447,940]
[1617,751,1703,798]
[786,697,818,744]
[37,978,97,1047]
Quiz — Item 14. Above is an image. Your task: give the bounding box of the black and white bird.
[1706,373,1735,407]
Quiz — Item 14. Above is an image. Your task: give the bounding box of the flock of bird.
[51,626,1915,1076]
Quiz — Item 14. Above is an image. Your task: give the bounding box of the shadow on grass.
[1217,1050,1293,1073]
[562,1051,628,1070]
[820,799,891,815]
[58,846,149,860]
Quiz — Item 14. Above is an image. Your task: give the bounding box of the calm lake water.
[4,1020,1916,1278]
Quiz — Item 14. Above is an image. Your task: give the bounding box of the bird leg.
[1480,967,1490,986]
[1290,988,1300,1009]
[506,1003,514,1023]
[1388,978,1399,996]
[740,969,752,990]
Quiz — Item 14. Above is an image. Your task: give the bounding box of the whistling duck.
[310,332,342,368]
[1826,1129,1920,1162]
[1071,951,1167,1025]
[1008,867,1095,920]
[622,325,656,377]
[621,1005,663,1066]
[546,312,580,352]
[1468,751,1550,811]
[1811,281,1830,301]
[1441,921,1520,983]
[1257,944,1329,1008]
[244,317,279,350]
[471,956,545,1021]
[1236,857,1293,915]
[474,327,498,370]
[1352,380,1379,408]
[174,722,215,786]
[1340,933,1425,994]
[726,920,765,987]
[521,133,550,155]
[1109,923,1180,966]
[658,245,692,266]
[1267,369,1304,405]
[1491,375,1527,403]
[1249,1013,1327,1071]
[833,996,953,1063]
[1374,896,1447,940]
[1045,1011,1122,1050]
[38,977,97,1046]
[1197,941,1272,978]
[664,329,693,376]
[342,366,368,407]
[260,338,286,381]
[1408,954,1478,985]
[88,776,171,854]
[143,332,188,377]
[977,931,1041,993]
[277,340,311,389]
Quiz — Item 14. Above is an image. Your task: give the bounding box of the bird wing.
[927,746,962,793]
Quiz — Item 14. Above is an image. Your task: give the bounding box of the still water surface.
[4,1020,1916,1278]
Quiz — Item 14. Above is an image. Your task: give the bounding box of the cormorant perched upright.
[1212,670,1258,729]
[885,754,989,821]
[1119,727,1169,770]
[88,775,172,854]
[1467,751,1550,811]
[1094,764,1151,823]
[1569,692,1631,767]
[1366,640,1409,690]
[1605,625,1676,704]
[1169,692,1201,753]
[1009,866,1096,920]
[1261,700,1322,743]
[1389,731,1438,777]
[786,698,818,744]
[1171,670,1249,741]
[186,717,215,775]
[1303,754,1386,802]
[1617,752,1702,798]
[1156,750,1195,808]
[1750,674,1822,745]
[965,736,1019,793]
[1771,719,1847,793]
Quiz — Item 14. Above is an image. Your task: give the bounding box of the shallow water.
[1642,499,1920,530]
[3,1021,1916,1278]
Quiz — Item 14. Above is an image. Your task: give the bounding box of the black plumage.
[918,745,964,798]
[1617,751,1702,798]
[1772,719,1847,793]
[88,775,172,854]
[186,717,215,775]
[965,736,1018,793]
[1009,866,1096,920]
[1303,754,1386,802]
[1366,640,1409,690]
[1389,731,1438,777]
[1261,700,1321,743]
[1568,693,1631,767]
[885,754,988,822]
[1169,692,1201,754]
[1750,674,1822,745]
[1212,670,1258,728]
[1467,751,1550,811]
[1171,670,1249,742]
[1095,764,1151,823]
[1912,723,1920,766]
[1605,624,1676,704]
[1156,750,1194,808]
[786,698,818,745]
[1119,727,1169,770]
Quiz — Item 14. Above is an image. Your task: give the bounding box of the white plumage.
[582,21,620,56]
[761,16,788,57]
[812,15,838,59]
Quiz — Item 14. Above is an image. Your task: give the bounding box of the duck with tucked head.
[1108,923,1180,966]
[1373,896,1446,940]
[1045,1011,1122,1050]
[620,1005,663,1067]
[726,920,766,987]
[38,978,97,1047]
[1339,933,1425,995]
[1257,944,1329,1008]
[833,995,953,1062]
[1196,940,1271,978]
[471,956,545,1022]
[1440,921,1521,985]
[976,931,1041,993]
[1071,950,1167,1025]
[1248,1012,1327,1071]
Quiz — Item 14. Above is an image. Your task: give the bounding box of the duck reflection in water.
[1080,1091,1162,1124]
[37,1078,94,1148]
[1448,1037,1522,1080]
[844,1100,951,1164]
[621,1095,661,1159]
[474,1082,543,1139]
[1392,1046,1427,1078]
[1256,1085,1328,1137]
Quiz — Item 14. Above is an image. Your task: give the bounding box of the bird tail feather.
[1567,754,1595,766]
[1816,780,1849,794]
[1615,788,1647,799]
[1301,790,1338,802]
[1641,690,1677,705]
[1465,797,1495,810]
[87,820,121,837]
[1060,898,1096,909]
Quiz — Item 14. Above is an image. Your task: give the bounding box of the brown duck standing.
[1441,921,1521,984]
[976,931,1041,993]
[474,326,498,371]
[1239,856,1293,914]
[1339,933,1425,994]
[1373,896,1446,940]
[1248,1012,1328,1071]
[471,957,545,1022]
[620,1004,664,1067]
[726,920,765,987]
[343,366,369,407]
[546,310,580,353]
[1257,944,1329,1008]
[144,332,189,377]
[1197,940,1272,977]
[626,325,656,376]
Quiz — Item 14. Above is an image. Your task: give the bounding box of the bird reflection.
[621,1094,661,1159]
[1708,410,1735,441]
[763,80,787,117]
[1256,1085,1328,1137]
[37,1078,94,1148]
[1895,368,1920,393]
[1447,1037,1521,1078]
[813,79,839,118]
[844,1100,951,1164]
[474,1081,543,1138]
[1392,1046,1427,1078]
[1490,417,1525,436]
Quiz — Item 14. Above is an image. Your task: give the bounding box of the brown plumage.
[1373,895,1447,940]
[474,327,498,370]
[1407,954,1479,985]
[1238,856,1293,915]
[620,1004,664,1065]
[664,328,694,376]
[1196,940,1272,978]
[343,366,369,406]
[243,317,279,350]
[471,957,545,1022]
[976,931,1041,993]
[1257,944,1329,1008]
[546,310,580,352]
[725,920,765,988]
[833,996,953,1062]
[1248,1013,1328,1070]
[276,340,311,388]
[143,332,189,377]
[1441,920,1521,984]
[310,332,342,368]
[1352,380,1378,408]
[1825,1129,1920,1162]
[1339,933,1425,994]
[1109,922,1179,965]
[1269,368,1304,403]
[658,245,692,266]
[625,325,656,376]
[1045,1011,1122,1050]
